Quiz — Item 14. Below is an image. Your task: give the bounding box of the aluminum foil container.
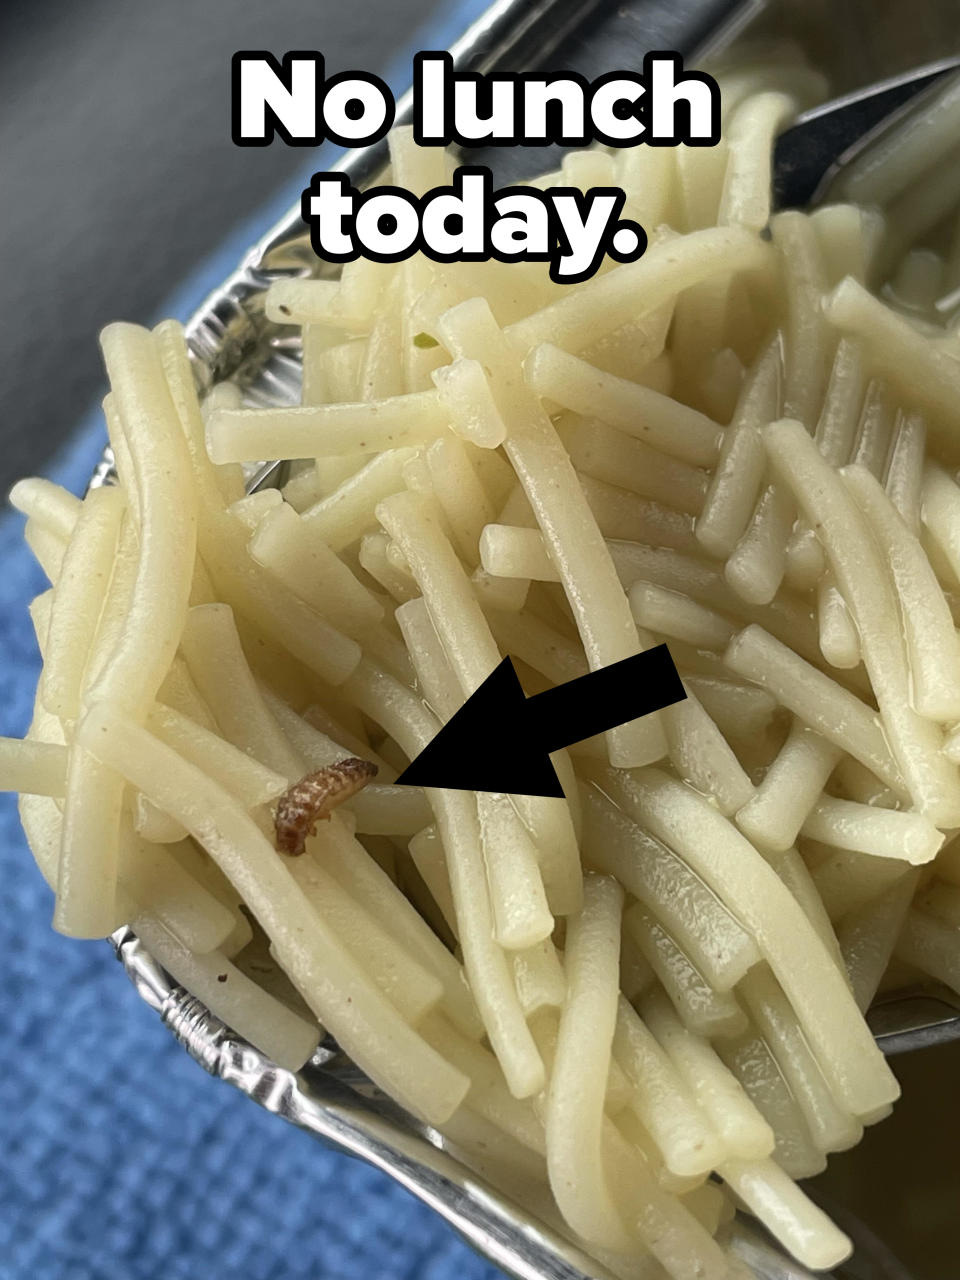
[95,2,850,1277]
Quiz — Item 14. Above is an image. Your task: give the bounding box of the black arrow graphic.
[395,643,685,797]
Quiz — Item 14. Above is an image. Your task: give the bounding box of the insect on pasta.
[275,758,378,855]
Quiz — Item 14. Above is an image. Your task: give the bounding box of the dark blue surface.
[0,4,512,1275]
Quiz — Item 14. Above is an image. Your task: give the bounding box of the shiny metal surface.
[111,926,809,1280]
[112,927,622,1280]
[773,56,960,207]
[86,1,960,1277]
[868,984,960,1057]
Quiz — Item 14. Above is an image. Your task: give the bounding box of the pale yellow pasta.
[920,462,960,585]
[889,246,945,312]
[27,589,54,658]
[56,743,128,940]
[626,903,748,1039]
[248,501,384,634]
[613,995,724,1178]
[562,414,709,515]
[21,786,241,960]
[814,336,866,467]
[342,659,542,1091]
[379,487,501,694]
[476,790,554,950]
[524,342,721,466]
[157,655,217,728]
[202,511,361,685]
[414,443,488,567]
[628,582,735,650]
[261,685,394,780]
[810,203,881,288]
[207,390,448,463]
[724,481,794,605]
[736,721,843,852]
[148,703,289,808]
[431,356,508,448]
[775,215,834,590]
[719,1158,851,1271]
[396,595,461,718]
[825,276,960,451]
[676,140,729,232]
[719,92,797,230]
[40,484,126,719]
[602,1124,730,1280]
[581,783,760,991]
[578,473,697,549]
[132,915,322,1073]
[422,1013,545,1157]
[297,448,415,550]
[51,325,202,937]
[75,701,469,1124]
[265,276,367,329]
[725,625,906,794]
[883,410,925,531]
[307,810,482,1041]
[440,298,668,769]
[23,519,65,582]
[616,769,899,1117]
[134,794,188,844]
[546,875,634,1254]
[851,379,896,477]
[662,685,756,816]
[16,87,960,1280]
[88,325,198,715]
[610,543,824,668]
[0,737,67,797]
[800,796,944,865]
[505,225,770,356]
[407,825,458,937]
[121,833,242,956]
[739,965,863,1154]
[510,939,566,1019]
[640,987,775,1162]
[511,784,585,920]
[479,523,558,582]
[817,578,861,669]
[9,476,82,540]
[684,676,777,740]
[470,563,530,614]
[763,845,845,970]
[180,603,304,781]
[766,418,960,824]
[810,848,910,923]
[284,851,445,1025]
[357,529,418,603]
[717,1028,826,1181]
[486,607,586,686]
[838,872,920,1012]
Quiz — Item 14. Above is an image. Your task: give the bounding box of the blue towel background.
[0,4,509,1275]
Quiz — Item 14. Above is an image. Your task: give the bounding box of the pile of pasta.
[10,55,960,1280]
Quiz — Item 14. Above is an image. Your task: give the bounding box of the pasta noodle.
[10,66,960,1280]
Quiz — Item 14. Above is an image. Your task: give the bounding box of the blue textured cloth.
[0,6,510,1276]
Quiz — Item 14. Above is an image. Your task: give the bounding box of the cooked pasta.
[9,63,960,1280]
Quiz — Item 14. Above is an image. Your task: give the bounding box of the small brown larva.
[274,757,377,855]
